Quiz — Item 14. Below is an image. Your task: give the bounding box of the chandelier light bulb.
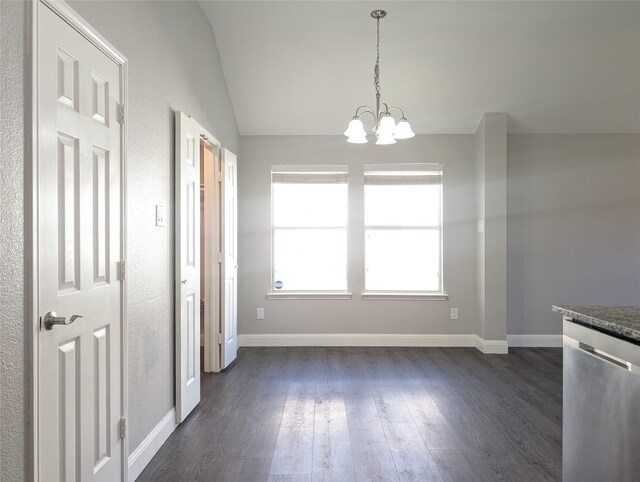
[377,115,397,137]
[344,118,366,138]
[394,119,415,139]
[344,10,414,146]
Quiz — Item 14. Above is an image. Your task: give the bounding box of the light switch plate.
[257,308,265,320]
[156,205,165,227]
[450,308,459,320]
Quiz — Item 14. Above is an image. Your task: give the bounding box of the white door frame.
[29,1,129,480]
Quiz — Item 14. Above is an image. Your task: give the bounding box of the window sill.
[360,291,449,301]
[266,291,353,300]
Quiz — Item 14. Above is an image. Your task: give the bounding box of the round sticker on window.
[274,280,284,290]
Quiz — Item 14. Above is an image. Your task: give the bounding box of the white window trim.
[268,163,447,301]
[364,162,443,172]
[267,291,352,300]
[363,164,444,294]
[360,291,448,301]
[271,165,349,293]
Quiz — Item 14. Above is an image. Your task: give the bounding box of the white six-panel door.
[175,112,201,422]
[37,3,125,481]
[221,149,238,369]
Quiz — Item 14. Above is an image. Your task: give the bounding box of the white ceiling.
[199,1,640,135]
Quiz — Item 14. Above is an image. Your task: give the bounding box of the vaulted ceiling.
[199,1,640,135]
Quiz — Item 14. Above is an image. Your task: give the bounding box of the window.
[364,164,443,293]
[271,165,348,292]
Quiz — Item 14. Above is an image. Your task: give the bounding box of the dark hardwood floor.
[138,347,562,482]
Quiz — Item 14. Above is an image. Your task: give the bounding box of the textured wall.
[0,0,28,479]
[238,135,479,336]
[507,134,640,334]
[0,1,239,475]
[66,0,239,452]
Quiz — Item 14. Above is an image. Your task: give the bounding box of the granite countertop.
[553,305,640,344]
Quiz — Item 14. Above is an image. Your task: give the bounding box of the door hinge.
[120,418,126,439]
[119,104,125,125]
[118,261,126,281]
[218,333,223,345]
[217,252,223,264]
[216,171,223,182]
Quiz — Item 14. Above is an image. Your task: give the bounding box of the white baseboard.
[475,337,509,354]
[128,408,177,481]
[508,334,563,347]
[239,333,478,347]
[239,333,510,353]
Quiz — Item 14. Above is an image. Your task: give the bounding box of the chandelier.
[344,10,415,145]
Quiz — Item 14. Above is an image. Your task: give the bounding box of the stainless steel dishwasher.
[563,319,640,482]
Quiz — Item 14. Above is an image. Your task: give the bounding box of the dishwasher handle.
[578,342,639,372]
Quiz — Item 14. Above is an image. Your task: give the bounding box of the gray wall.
[507,134,640,334]
[67,0,239,453]
[238,135,479,336]
[0,1,28,479]
[239,133,640,340]
[0,1,239,477]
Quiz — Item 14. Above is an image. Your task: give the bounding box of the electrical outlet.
[450,308,459,320]
[257,308,264,320]
[156,205,166,227]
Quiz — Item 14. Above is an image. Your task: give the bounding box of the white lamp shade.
[394,120,415,139]
[344,118,366,138]
[375,134,396,145]
[347,135,368,144]
[377,115,396,137]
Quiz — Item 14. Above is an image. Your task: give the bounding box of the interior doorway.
[201,139,239,373]
[175,111,237,423]
[200,136,222,374]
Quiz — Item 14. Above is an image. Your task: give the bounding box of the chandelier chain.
[374,17,381,95]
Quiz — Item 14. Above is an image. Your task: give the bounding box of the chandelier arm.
[355,106,376,120]
[379,103,391,120]
[386,106,406,119]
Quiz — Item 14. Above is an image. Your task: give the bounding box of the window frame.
[269,165,351,298]
[361,163,446,298]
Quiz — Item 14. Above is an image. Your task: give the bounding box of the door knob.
[43,312,82,330]
[182,279,187,284]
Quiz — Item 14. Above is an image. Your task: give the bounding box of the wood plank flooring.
[138,347,562,482]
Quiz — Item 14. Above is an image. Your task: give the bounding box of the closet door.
[221,149,238,368]
[175,111,201,422]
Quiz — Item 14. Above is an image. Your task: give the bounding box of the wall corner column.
[475,113,508,353]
